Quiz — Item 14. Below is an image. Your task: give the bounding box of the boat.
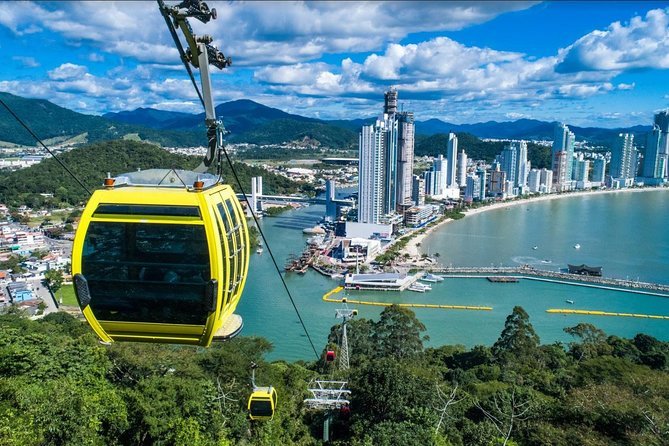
[421,273,443,283]
[574,244,581,249]
[409,283,431,292]
[256,247,263,254]
[303,226,326,235]
[566,299,574,304]
[541,259,552,264]
[533,246,538,250]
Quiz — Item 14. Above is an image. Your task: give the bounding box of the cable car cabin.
[72,169,249,347]
[248,386,278,421]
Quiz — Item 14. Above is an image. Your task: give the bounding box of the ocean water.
[237,189,669,361]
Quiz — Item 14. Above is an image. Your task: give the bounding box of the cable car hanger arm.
[157,0,231,169]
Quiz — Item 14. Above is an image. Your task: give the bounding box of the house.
[7,282,33,302]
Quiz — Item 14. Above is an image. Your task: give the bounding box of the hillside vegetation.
[0,92,205,147]
[416,132,552,169]
[0,305,667,445]
[0,140,303,208]
[230,119,357,149]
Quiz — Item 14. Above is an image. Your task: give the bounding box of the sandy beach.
[401,186,668,259]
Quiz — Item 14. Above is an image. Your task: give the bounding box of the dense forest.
[1,305,667,445]
[230,119,357,150]
[0,141,306,209]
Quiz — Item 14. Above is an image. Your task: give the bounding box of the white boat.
[256,247,263,254]
[409,282,432,292]
[421,273,444,283]
[541,259,552,264]
[574,244,581,249]
[533,246,538,250]
[566,299,574,304]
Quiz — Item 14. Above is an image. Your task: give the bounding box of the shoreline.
[401,186,668,259]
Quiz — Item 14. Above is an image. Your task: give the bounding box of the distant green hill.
[0,140,303,209]
[0,92,204,147]
[228,118,357,149]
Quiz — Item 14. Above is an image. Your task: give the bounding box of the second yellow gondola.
[71,169,249,346]
[248,386,278,421]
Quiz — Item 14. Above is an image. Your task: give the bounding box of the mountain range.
[0,91,653,150]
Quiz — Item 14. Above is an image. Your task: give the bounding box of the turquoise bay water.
[238,190,669,361]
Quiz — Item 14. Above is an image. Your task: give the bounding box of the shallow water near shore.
[238,189,669,361]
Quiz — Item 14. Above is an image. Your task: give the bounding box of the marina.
[237,191,669,362]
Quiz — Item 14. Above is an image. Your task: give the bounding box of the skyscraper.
[357,89,415,223]
[592,156,607,184]
[552,123,575,191]
[358,118,387,224]
[496,140,529,194]
[528,169,541,193]
[412,175,425,206]
[396,112,415,208]
[446,133,458,188]
[642,110,669,181]
[457,149,468,187]
[430,155,448,195]
[609,133,636,183]
[464,174,481,202]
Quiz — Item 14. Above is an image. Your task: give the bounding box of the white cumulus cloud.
[48,63,88,81]
[557,8,669,72]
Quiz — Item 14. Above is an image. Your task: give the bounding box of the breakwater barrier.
[322,286,492,311]
[430,266,669,297]
[547,309,669,320]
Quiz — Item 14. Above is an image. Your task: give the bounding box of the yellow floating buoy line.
[547,308,669,320]
[322,287,492,311]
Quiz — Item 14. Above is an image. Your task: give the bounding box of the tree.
[491,306,539,365]
[474,386,533,446]
[44,269,64,295]
[374,305,428,360]
[564,323,612,361]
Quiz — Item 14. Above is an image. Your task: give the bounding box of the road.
[28,277,59,315]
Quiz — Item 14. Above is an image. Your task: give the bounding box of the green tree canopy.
[492,306,540,365]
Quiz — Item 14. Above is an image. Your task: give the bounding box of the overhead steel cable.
[158,1,206,109]
[0,98,92,196]
[218,144,321,360]
[158,0,320,360]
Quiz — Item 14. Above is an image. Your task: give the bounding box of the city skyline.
[0,2,668,127]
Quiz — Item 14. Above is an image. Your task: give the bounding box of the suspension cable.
[158,0,320,360]
[219,143,321,360]
[0,98,92,196]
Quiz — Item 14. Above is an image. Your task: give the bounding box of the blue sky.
[1,1,668,127]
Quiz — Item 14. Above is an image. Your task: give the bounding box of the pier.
[430,266,669,297]
[322,286,493,312]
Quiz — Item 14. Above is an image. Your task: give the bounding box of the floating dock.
[547,308,669,320]
[487,276,519,283]
[322,286,492,311]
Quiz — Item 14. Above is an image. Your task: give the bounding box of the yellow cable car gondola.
[247,363,278,421]
[71,169,249,346]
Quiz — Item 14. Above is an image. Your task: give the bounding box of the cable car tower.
[303,301,357,442]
